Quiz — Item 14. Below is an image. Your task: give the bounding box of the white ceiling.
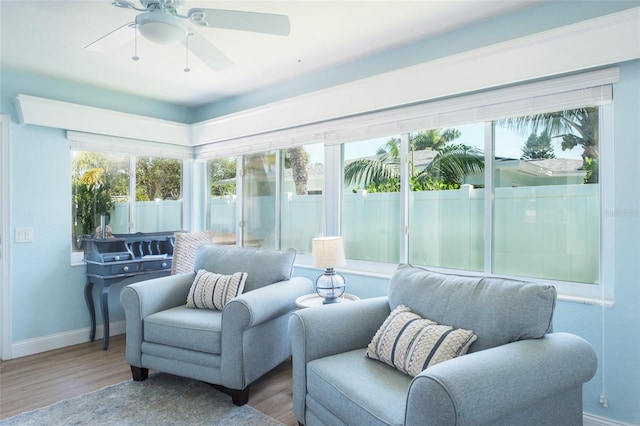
[1,0,542,108]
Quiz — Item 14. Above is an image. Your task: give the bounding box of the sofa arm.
[405,332,597,426]
[288,297,390,424]
[120,273,195,366]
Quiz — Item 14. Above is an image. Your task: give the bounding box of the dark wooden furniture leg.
[131,366,149,381]
[229,387,250,406]
[84,279,96,342]
[99,283,110,350]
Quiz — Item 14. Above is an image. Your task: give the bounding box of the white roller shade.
[195,67,617,160]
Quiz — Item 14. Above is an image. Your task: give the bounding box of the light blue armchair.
[121,244,314,405]
[289,264,597,426]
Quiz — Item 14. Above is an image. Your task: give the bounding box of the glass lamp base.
[316,268,346,304]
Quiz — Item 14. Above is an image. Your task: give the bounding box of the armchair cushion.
[389,264,556,352]
[194,245,295,293]
[186,270,247,310]
[366,304,477,377]
[308,348,411,426]
[144,305,223,354]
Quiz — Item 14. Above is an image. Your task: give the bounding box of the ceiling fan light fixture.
[136,11,187,44]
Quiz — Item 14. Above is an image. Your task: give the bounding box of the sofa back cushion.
[388,264,556,353]
[194,245,296,293]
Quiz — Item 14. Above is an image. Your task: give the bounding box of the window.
[243,151,277,248]
[408,125,485,272]
[342,137,401,264]
[491,108,599,284]
[208,156,237,244]
[72,151,129,250]
[400,107,600,284]
[281,144,324,254]
[133,156,183,233]
[72,151,183,254]
[195,69,614,299]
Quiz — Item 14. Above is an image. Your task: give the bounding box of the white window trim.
[68,131,193,160]
[195,67,617,160]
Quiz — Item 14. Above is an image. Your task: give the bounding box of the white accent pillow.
[366,305,477,377]
[186,269,247,310]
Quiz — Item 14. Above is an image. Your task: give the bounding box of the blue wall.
[2,1,639,423]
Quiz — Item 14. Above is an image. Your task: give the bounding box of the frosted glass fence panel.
[210,196,237,234]
[281,193,323,255]
[110,200,182,234]
[493,184,599,284]
[123,184,599,284]
[409,185,484,271]
[343,191,401,264]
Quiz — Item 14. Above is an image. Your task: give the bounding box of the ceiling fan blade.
[187,8,290,36]
[183,31,233,71]
[85,22,135,52]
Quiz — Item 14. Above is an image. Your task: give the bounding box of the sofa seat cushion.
[307,348,411,426]
[144,305,222,354]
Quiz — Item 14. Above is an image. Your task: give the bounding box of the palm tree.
[286,147,309,195]
[418,144,484,186]
[498,107,597,167]
[344,129,483,190]
[413,128,461,151]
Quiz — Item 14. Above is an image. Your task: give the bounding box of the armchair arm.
[223,277,315,330]
[288,297,390,424]
[289,297,390,362]
[405,332,597,426]
[120,273,195,366]
[220,276,315,388]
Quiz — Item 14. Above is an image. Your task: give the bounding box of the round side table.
[295,293,360,308]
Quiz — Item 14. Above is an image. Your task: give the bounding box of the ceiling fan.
[86,0,291,71]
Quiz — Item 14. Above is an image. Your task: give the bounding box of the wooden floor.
[0,334,296,425]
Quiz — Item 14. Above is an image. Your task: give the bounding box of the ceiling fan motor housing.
[136,11,188,44]
[140,0,185,11]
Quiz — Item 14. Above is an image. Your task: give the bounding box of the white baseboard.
[584,412,634,426]
[9,320,126,359]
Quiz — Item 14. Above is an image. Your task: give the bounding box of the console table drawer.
[108,263,140,275]
[141,259,172,272]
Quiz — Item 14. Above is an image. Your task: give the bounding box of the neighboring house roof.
[496,158,585,177]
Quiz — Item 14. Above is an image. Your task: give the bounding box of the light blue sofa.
[289,264,597,426]
[121,244,314,405]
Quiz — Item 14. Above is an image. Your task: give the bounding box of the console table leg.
[99,284,110,350]
[84,280,96,342]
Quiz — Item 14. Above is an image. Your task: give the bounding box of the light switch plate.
[15,228,34,243]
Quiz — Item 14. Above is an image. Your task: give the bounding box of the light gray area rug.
[1,373,284,425]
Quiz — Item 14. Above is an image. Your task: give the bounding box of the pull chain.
[184,33,191,72]
[132,23,140,61]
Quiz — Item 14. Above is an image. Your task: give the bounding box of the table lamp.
[312,236,347,304]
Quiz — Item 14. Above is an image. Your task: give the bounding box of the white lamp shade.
[312,236,346,269]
